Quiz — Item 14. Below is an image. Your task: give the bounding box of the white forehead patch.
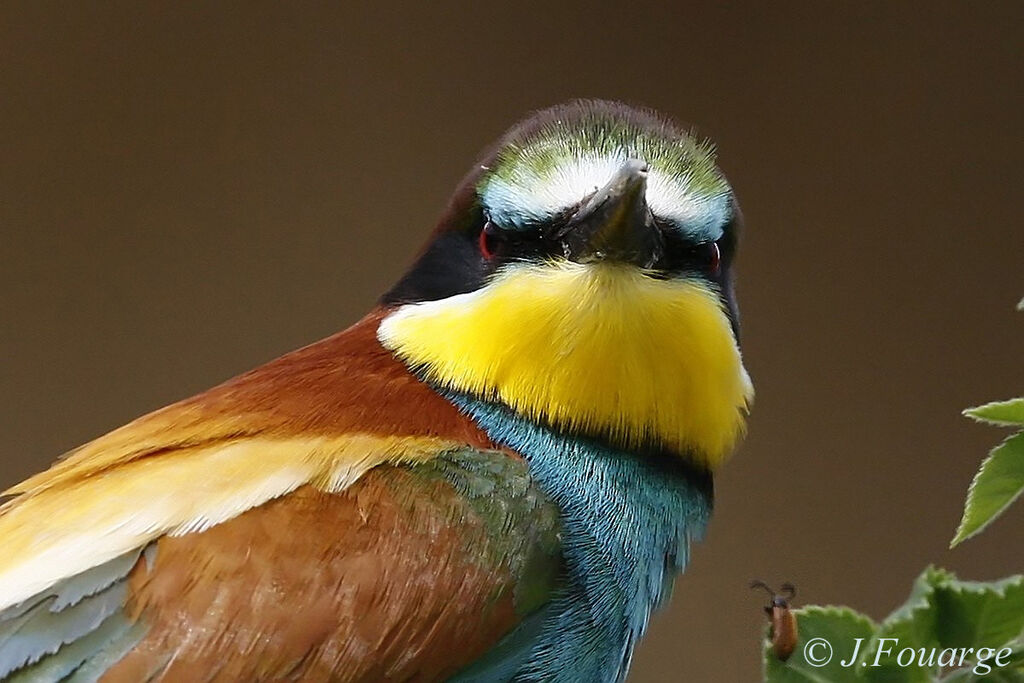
[481,153,732,242]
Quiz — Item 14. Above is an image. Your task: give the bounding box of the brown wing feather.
[105,455,562,682]
[2,309,548,680]
[10,308,493,497]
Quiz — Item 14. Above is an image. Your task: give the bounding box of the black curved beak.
[556,159,664,268]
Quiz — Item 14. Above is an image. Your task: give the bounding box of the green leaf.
[872,571,1024,681]
[863,567,955,682]
[940,641,1024,683]
[763,570,1024,683]
[932,574,1024,649]
[951,432,1024,546]
[941,640,1024,681]
[1000,642,1024,669]
[964,399,1024,427]
[877,567,951,646]
[763,606,879,683]
[942,667,1024,683]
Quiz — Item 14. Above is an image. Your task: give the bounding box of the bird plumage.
[379,260,750,466]
[0,99,751,681]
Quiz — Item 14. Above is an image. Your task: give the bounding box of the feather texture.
[0,435,453,611]
[0,311,555,680]
[0,311,492,613]
[1,101,749,682]
[452,395,712,682]
[380,261,752,466]
[0,551,143,681]
[101,451,561,681]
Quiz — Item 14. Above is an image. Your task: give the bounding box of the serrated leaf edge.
[951,432,1024,547]
[795,604,879,624]
[940,574,1024,599]
[962,399,1024,428]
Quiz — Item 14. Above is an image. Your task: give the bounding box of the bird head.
[379,100,753,469]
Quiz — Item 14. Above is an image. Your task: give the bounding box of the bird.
[0,99,753,682]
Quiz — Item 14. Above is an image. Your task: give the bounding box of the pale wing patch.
[0,583,126,677]
[5,613,141,683]
[0,435,451,612]
[0,549,142,680]
[5,406,254,497]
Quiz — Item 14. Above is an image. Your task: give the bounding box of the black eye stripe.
[475,218,564,263]
[478,213,726,278]
[656,228,724,274]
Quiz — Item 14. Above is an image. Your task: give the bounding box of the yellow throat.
[378,261,753,468]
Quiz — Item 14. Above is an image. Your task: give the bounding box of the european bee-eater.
[0,100,752,682]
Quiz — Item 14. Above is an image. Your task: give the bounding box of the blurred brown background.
[1,3,1021,680]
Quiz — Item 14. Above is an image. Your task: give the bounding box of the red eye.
[479,222,496,260]
[708,241,721,275]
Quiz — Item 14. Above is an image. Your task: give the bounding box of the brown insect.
[751,580,798,662]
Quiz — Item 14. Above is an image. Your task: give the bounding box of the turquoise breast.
[450,395,713,683]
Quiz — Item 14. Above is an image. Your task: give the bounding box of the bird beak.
[557,159,664,269]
